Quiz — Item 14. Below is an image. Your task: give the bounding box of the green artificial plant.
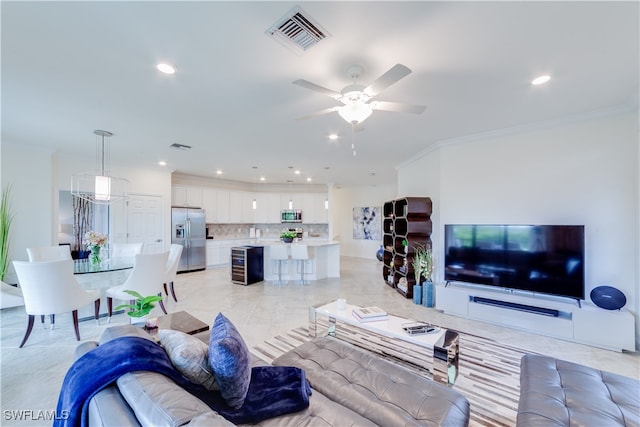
[412,243,433,284]
[114,290,163,318]
[280,230,298,240]
[0,184,14,281]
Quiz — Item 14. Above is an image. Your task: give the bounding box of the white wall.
[1,143,54,284]
[332,184,397,259]
[398,111,639,347]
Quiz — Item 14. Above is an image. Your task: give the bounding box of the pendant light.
[71,130,129,205]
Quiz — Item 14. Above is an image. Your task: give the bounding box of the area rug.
[252,326,537,427]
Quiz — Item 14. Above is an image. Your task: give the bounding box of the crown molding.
[396,102,639,171]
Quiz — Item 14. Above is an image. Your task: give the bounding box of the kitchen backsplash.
[206,223,329,240]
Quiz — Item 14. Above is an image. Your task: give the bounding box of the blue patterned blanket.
[53,336,311,426]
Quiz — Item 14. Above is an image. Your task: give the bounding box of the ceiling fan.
[293,63,426,125]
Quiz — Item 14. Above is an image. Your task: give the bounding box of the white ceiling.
[2,1,638,188]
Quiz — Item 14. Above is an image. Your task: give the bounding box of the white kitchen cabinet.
[216,190,230,223]
[280,193,304,210]
[302,194,316,223]
[206,240,233,266]
[314,193,328,223]
[266,193,281,223]
[253,193,269,223]
[172,185,203,207]
[228,191,242,222]
[202,188,217,222]
[241,192,254,223]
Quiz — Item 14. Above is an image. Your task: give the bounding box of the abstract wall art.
[353,206,382,240]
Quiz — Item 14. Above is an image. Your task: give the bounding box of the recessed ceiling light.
[328,133,339,140]
[158,161,167,166]
[306,177,312,182]
[157,63,176,74]
[531,74,551,85]
[260,176,266,181]
[216,170,223,175]
[294,170,301,175]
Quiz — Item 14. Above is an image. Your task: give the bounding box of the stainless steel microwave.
[281,209,302,223]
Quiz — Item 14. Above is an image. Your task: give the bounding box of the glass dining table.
[73,257,135,320]
[73,257,134,275]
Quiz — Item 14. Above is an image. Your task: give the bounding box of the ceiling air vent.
[265,6,330,55]
[170,143,192,150]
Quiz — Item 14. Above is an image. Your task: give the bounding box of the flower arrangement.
[412,243,433,284]
[83,230,108,248]
[83,231,108,264]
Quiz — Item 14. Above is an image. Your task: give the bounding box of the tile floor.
[1,256,638,426]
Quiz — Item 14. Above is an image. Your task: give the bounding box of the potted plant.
[412,244,434,307]
[114,290,163,328]
[0,184,14,282]
[280,230,298,243]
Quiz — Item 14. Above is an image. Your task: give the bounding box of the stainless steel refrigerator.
[171,207,206,272]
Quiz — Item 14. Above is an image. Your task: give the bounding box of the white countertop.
[207,238,339,247]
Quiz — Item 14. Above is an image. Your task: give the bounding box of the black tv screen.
[444,225,585,300]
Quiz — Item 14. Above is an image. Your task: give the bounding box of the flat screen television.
[444,224,585,300]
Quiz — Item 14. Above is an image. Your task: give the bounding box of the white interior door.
[127,194,164,253]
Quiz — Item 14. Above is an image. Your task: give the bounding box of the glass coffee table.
[310,300,459,385]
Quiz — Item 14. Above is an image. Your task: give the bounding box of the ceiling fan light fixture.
[338,102,373,124]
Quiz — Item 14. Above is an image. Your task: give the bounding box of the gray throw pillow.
[158,329,218,391]
[208,313,251,409]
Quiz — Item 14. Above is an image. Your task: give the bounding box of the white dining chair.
[106,251,169,320]
[163,244,183,302]
[12,259,101,347]
[27,245,72,262]
[110,242,144,258]
[26,245,73,325]
[270,245,290,285]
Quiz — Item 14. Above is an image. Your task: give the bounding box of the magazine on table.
[352,306,388,322]
[352,306,387,318]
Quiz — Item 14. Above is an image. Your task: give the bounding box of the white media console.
[435,282,636,352]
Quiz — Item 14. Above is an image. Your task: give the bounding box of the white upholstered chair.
[12,259,101,348]
[26,245,73,325]
[106,252,169,319]
[163,244,183,302]
[26,245,71,262]
[110,242,144,258]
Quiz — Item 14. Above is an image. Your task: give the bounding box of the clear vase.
[90,246,101,265]
[422,280,434,308]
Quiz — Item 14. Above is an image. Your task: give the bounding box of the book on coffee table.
[352,306,388,322]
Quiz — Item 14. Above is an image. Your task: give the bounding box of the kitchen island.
[263,240,340,281]
[206,239,340,281]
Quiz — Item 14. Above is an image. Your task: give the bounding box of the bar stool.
[270,245,289,284]
[290,244,312,285]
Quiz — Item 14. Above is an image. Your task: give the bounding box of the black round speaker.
[590,286,626,310]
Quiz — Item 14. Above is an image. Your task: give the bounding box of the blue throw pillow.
[208,313,251,409]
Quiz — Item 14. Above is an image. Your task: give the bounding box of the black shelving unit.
[382,197,432,298]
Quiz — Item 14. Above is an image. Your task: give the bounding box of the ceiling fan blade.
[293,79,341,99]
[296,106,340,120]
[363,64,412,97]
[371,101,426,114]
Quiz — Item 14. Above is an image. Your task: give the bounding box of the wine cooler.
[230,246,264,285]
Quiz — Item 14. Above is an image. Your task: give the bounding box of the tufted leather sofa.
[517,354,640,427]
[73,326,470,426]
